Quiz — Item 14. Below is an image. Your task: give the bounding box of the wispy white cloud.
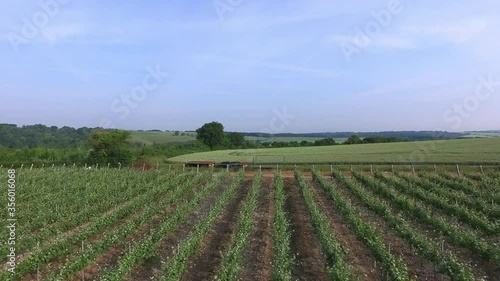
[400,19,488,45]
[329,18,489,51]
[41,24,87,43]
[330,35,415,49]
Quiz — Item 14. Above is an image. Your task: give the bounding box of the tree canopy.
[86,130,133,167]
[196,122,225,149]
[344,135,363,145]
[226,132,245,148]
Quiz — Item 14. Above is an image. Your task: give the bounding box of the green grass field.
[168,138,500,164]
[129,131,346,145]
[462,132,500,138]
[129,131,196,145]
[245,136,347,143]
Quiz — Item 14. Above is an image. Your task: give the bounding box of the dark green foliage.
[0,123,93,148]
[226,132,245,148]
[314,138,337,146]
[86,130,133,167]
[363,137,398,143]
[196,121,225,149]
[343,135,363,145]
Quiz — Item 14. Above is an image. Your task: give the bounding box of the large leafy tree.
[86,130,133,166]
[196,122,225,149]
[226,132,245,148]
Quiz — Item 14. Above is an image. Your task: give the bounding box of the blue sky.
[1,0,499,133]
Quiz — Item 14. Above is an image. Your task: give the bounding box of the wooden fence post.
[456,164,461,176]
[412,164,415,176]
[370,164,373,175]
[391,164,395,175]
[479,165,484,174]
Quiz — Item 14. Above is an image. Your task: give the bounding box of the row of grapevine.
[464,173,500,191]
[98,172,230,281]
[400,173,499,220]
[333,170,476,280]
[422,173,497,202]
[217,172,262,280]
[272,172,294,280]
[310,170,410,281]
[389,173,497,235]
[1,172,195,280]
[159,172,246,281]
[368,172,499,264]
[47,172,213,280]
[294,171,359,281]
[1,170,185,263]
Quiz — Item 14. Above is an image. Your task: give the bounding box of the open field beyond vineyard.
[0,168,499,280]
[129,131,340,146]
[168,138,500,164]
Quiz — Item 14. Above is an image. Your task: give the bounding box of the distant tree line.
[253,135,398,148]
[0,122,469,166]
[194,122,402,150]
[243,131,466,141]
[0,124,95,148]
